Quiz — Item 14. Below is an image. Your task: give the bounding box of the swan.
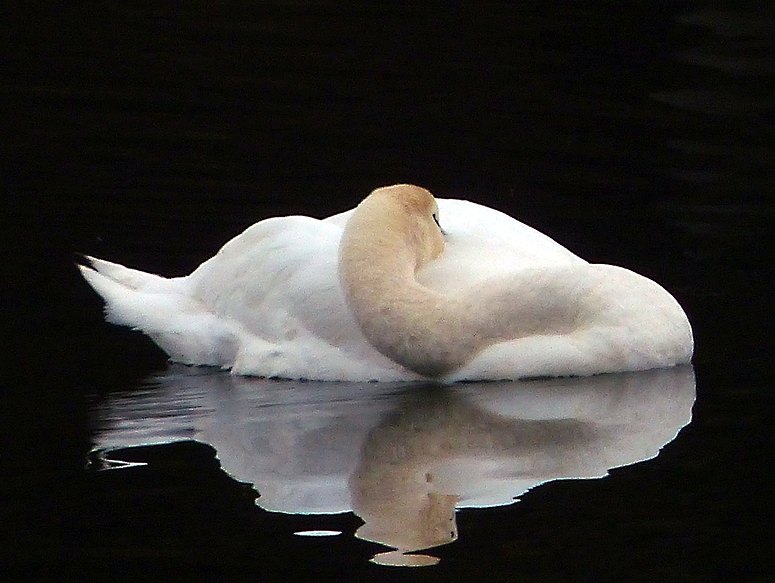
[78,184,693,381]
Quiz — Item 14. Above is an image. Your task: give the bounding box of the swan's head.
[366,184,445,269]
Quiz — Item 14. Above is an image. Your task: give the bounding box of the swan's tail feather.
[78,258,238,367]
[78,262,159,327]
[81,255,170,292]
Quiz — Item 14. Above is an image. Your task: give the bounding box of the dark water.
[3,1,775,581]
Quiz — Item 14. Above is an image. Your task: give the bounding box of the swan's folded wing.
[184,216,417,380]
[418,199,585,294]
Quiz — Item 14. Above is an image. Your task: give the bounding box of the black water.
[4,1,775,581]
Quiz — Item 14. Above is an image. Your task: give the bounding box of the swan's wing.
[186,216,346,342]
[439,199,581,261]
[185,216,417,380]
[446,263,693,381]
[418,199,585,294]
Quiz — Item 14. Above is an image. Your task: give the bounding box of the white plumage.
[79,185,693,381]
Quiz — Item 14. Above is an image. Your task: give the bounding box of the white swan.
[78,184,693,381]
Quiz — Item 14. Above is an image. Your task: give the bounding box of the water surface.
[90,366,695,567]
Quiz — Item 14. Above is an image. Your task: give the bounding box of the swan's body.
[79,185,693,381]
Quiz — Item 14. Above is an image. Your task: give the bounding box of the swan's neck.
[338,193,475,377]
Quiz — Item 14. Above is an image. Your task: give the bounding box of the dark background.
[2,1,774,581]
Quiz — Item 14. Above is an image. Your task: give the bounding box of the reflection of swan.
[91,365,695,565]
[79,185,693,381]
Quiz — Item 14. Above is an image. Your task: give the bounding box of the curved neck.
[338,192,477,377]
